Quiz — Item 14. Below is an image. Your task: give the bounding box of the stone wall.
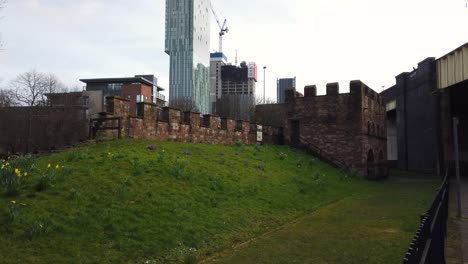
[98,97,282,145]
[257,80,388,179]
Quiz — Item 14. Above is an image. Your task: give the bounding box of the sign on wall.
[257,125,263,142]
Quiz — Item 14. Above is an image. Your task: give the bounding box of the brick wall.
[99,97,281,145]
[121,84,152,117]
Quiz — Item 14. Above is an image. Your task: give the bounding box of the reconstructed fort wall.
[256,80,388,179]
[97,97,283,145]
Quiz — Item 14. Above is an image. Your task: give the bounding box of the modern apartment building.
[277,77,296,103]
[80,75,166,118]
[165,0,211,114]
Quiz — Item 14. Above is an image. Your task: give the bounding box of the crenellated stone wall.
[97,97,282,145]
[256,80,388,179]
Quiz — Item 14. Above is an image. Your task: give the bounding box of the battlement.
[288,80,385,107]
[99,97,283,145]
[264,79,388,179]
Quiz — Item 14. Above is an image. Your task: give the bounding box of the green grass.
[0,140,439,263]
[209,179,439,264]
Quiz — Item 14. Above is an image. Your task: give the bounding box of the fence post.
[118,118,122,139]
[453,117,462,218]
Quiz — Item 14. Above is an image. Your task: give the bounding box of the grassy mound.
[0,140,435,263]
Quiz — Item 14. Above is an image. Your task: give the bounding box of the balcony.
[153,93,166,107]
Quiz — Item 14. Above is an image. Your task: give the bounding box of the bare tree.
[169,97,200,112]
[9,70,69,106]
[10,70,45,106]
[40,73,64,102]
[0,89,14,107]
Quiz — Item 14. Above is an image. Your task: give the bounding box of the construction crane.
[210,3,228,53]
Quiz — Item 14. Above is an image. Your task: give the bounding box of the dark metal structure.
[403,173,449,264]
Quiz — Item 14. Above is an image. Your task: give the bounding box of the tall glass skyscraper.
[277,77,296,103]
[165,0,211,114]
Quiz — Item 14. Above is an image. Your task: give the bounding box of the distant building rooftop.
[80,76,165,92]
[210,52,228,62]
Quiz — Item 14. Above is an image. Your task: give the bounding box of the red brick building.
[121,84,152,117]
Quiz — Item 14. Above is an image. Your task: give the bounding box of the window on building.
[108,83,122,92]
[136,94,144,103]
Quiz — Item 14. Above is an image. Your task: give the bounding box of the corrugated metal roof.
[437,42,468,89]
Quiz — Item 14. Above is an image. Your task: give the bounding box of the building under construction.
[213,61,257,120]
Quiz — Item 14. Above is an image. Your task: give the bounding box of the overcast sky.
[0,0,467,101]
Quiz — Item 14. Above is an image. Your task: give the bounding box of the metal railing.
[155,93,165,101]
[403,172,449,264]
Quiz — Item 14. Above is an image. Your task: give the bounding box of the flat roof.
[80,77,155,88]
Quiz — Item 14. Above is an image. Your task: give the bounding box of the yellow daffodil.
[47,163,51,169]
[23,172,28,177]
[55,164,60,169]
[10,201,16,204]
[14,168,21,176]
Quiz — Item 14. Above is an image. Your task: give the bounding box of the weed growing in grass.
[107,152,116,161]
[8,200,18,222]
[157,149,166,163]
[278,152,287,160]
[255,165,266,171]
[27,220,50,240]
[234,142,245,154]
[308,158,316,166]
[311,172,328,191]
[173,159,192,180]
[69,188,81,201]
[296,158,303,168]
[208,176,224,192]
[209,197,219,208]
[117,177,133,196]
[130,158,143,176]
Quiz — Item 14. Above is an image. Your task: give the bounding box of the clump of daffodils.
[47,163,62,170]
